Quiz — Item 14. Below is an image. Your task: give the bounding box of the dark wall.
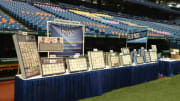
[0,34,170,58]
[0,35,16,58]
[85,37,128,53]
[127,39,170,52]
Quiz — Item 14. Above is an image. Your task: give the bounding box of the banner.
[128,31,147,43]
[49,23,84,56]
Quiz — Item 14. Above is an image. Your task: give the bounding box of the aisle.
[0,80,14,101]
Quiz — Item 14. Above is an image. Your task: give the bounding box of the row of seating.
[60,2,180,39]
[34,3,139,36]
[0,11,25,30]
[0,0,55,31]
[0,1,179,40]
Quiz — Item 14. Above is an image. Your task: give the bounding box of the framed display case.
[66,57,88,72]
[13,34,41,79]
[136,56,144,64]
[144,51,150,63]
[38,37,63,52]
[170,49,180,59]
[41,63,66,76]
[149,51,158,62]
[88,51,105,70]
[106,52,120,67]
[119,54,132,66]
[151,45,157,51]
[121,48,130,55]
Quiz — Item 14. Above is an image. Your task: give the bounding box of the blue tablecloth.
[15,63,159,101]
[159,60,180,77]
[130,63,159,85]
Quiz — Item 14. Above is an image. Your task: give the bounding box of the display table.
[159,60,180,77]
[15,63,159,101]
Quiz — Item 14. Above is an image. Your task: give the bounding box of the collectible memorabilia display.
[121,48,130,54]
[151,45,157,51]
[120,54,132,66]
[13,34,41,78]
[149,51,158,62]
[140,47,145,56]
[106,52,120,67]
[133,49,137,57]
[38,37,63,52]
[170,49,180,59]
[88,51,105,70]
[66,57,88,72]
[145,51,150,63]
[41,63,65,76]
[136,56,144,64]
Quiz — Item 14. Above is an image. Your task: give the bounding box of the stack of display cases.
[120,48,132,66]
[149,50,158,62]
[136,47,145,64]
[13,34,41,79]
[40,57,66,76]
[144,50,151,63]
[66,57,88,73]
[106,51,121,67]
[88,50,105,70]
[149,45,158,62]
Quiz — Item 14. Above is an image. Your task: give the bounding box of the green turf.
[79,75,180,101]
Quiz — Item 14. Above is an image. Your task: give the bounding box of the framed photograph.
[136,56,144,64]
[88,51,105,70]
[149,51,157,62]
[66,57,88,72]
[13,34,41,79]
[38,36,63,52]
[41,63,66,76]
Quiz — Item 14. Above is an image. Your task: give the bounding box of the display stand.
[144,50,150,63]
[106,50,120,67]
[149,45,158,62]
[40,57,66,76]
[13,34,41,79]
[136,56,144,64]
[66,56,88,73]
[88,49,105,70]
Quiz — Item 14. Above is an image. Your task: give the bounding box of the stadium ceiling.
[123,0,180,15]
